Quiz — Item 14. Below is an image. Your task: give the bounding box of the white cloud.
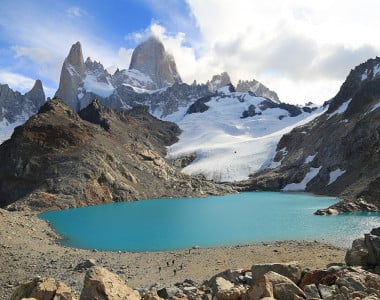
[0,71,36,92]
[1,0,380,105]
[66,6,87,18]
[0,1,130,88]
[0,70,56,97]
[173,0,380,104]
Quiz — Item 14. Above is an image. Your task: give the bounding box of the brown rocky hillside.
[0,98,232,211]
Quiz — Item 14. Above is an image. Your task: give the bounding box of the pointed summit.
[66,41,85,74]
[236,78,280,103]
[55,41,85,110]
[25,80,45,108]
[129,35,182,88]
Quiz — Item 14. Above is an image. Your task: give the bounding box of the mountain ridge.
[0,80,45,144]
[0,98,233,211]
[238,57,380,212]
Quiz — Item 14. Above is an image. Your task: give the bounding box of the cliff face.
[54,42,86,110]
[242,57,380,212]
[0,99,232,211]
[129,35,182,88]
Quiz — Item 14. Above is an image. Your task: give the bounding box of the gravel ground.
[0,208,347,299]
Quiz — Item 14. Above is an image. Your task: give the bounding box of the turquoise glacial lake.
[40,192,380,252]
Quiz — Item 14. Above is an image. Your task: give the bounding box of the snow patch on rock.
[282,166,322,191]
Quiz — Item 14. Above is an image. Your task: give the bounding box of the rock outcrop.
[208,72,232,92]
[11,277,76,300]
[236,79,280,103]
[0,98,232,211]
[242,57,380,212]
[346,227,380,274]
[55,41,86,110]
[0,80,45,143]
[80,266,141,300]
[129,35,182,89]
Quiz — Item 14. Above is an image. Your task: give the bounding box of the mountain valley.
[0,36,379,213]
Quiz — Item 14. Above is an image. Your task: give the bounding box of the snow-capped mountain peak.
[0,81,45,143]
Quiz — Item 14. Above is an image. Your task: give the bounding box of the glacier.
[166,88,325,182]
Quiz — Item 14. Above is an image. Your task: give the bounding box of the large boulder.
[11,277,76,300]
[250,262,302,285]
[242,273,273,300]
[365,233,380,268]
[345,227,380,273]
[80,266,140,300]
[345,238,369,266]
[209,277,234,295]
[263,271,305,300]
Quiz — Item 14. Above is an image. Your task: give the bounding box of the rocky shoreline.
[0,208,353,299]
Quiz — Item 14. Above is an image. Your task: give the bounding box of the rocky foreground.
[2,208,380,300]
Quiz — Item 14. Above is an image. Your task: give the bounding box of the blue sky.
[1,0,380,104]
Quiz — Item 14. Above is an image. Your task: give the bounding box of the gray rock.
[345,238,369,266]
[370,227,380,236]
[208,72,231,92]
[208,269,245,285]
[0,81,45,143]
[55,41,85,110]
[251,262,302,285]
[365,233,380,266]
[209,277,234,295]
[74,259,97,271]
[263,271,305,300]
[129,35,182,89]
[157,286,181,299]
[318,284,336,299]
[272,282,305,300]
[303,283,320,298]
[236,78,280,103]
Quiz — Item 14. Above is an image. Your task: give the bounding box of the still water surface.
[40,192,380,251]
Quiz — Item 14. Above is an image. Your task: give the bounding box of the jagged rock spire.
[65,41,85,75]
[55,41,85,110]
[25,80,45,108]
[129,35,182,88]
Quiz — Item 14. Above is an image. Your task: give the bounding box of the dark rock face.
[129,35,182,88]
[258,99,304,117]
[186,95,213,114]
[0,99,232,211]
[346,227,380,274]
[242,57,380,212]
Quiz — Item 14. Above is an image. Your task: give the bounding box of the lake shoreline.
[0,208,348,299]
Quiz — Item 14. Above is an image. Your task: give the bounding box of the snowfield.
[166,89,326,182]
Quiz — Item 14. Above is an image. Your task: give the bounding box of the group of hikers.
[158,259,184,276]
